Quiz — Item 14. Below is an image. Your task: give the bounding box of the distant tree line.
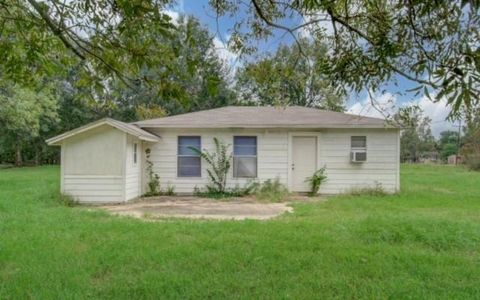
[396,106,480,170]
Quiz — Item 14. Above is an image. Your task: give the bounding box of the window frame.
[133,143,138,165]
[351,136,367,150]
[177,136,202,178]
[233,136,258,178]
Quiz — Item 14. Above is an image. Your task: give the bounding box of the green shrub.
[305,166,327,196]
[165,184,176,196]
[190,137,232,193]
[145,148,161,196]
[254,177,290,202]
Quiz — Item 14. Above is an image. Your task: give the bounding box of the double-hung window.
[233,136,257,178]
[178,136,201,177]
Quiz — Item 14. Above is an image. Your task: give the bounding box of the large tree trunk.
[15,142,22,167]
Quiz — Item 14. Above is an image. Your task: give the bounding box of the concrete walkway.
[100,196,294,220]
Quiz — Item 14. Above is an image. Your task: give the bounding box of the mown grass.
[0,164,479,299]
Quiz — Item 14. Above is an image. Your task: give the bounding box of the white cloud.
[348,92,398,119]
[212,37,239,70]
[164,10,180,25]
[348,92,457,137]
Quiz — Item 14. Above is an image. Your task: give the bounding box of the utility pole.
[456,119,462,165]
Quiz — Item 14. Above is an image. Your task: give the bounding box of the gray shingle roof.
[134,106,395,129]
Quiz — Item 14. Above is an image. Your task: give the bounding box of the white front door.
[292,136,317,192]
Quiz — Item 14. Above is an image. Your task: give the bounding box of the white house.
[47,106,400,203]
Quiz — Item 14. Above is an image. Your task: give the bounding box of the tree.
[395,106,436,162]
[236,39,345,111]
[438,131,460,161]
[1,0,175,90]
[211,0,480,117]
[0,82,58,166]
[108,16,237,118]
[461,106,480,170]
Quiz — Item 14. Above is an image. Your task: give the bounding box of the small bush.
[254,177,290,202]
[165,184,176,196]
[305,166,327,196]
[346,181,387,197]
[145,148,161,195]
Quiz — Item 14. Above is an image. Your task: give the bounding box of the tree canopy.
[211,0,480,118]
[236,39,345,111]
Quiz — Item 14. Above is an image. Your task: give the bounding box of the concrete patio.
[100,196,295,220]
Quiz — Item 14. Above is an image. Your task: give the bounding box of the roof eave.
[46,118,161,146]
[136,124,398,129]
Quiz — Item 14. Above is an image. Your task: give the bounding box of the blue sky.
[171,0,458,136]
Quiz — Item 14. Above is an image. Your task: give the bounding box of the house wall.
[62,125,126,203]
[146,128,289,194]
[125,135,142,200]
[316,129,400,193]
[146,127,400,194]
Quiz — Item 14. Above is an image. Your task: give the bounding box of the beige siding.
[148,128,399,194]
[62,125,126,203]
[125,136,142,200]
[63,175,124,203]
[63,125,124,175]
[147,129,289,194]
[318,129,400,193]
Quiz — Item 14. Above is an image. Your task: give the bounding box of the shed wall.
[62,125,126,203]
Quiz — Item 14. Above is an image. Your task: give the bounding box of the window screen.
[233,136,257,178]
[178,136,201,177]
[351,136,367,149]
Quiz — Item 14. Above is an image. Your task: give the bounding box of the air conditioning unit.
[351,150,367,163]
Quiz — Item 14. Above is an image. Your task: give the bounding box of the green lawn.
[1,165,479,299]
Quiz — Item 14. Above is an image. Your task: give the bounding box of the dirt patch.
[100,196,294,220]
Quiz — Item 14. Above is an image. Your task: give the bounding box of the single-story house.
[47,106,400,203]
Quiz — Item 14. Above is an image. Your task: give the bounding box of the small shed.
[47,118,160,203]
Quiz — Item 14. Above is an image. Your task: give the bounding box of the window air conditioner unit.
[351,150,367,163]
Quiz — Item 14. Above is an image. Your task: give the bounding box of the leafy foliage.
[395,106,436,162]
[0,82,59,166]
[211,0,480,117]
[306,166,328,196]
[438,131,460,162]
[236,39,345,111]
[144,148,161,196]
[191,138,233,193]
[461,108,480,170]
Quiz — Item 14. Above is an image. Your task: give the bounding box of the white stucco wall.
[146,128,400,194]
[62,125,128,203]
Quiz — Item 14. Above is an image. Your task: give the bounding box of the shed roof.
[133,106,395,129]
[46,118,160,146]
